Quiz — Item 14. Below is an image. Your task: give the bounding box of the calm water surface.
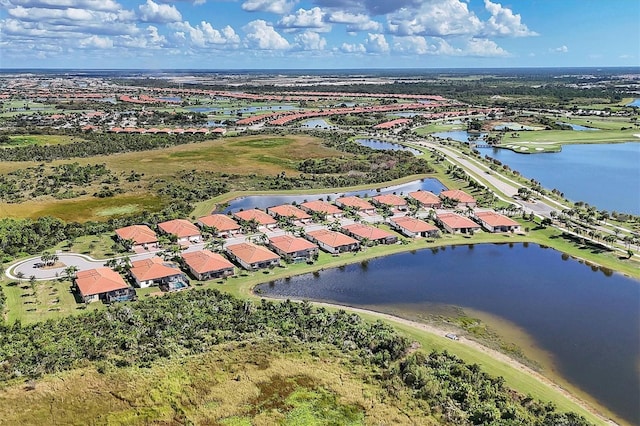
[479,142,640,214]
[356,139,421,155]
[221,178,447,212]
[256,243,640,424]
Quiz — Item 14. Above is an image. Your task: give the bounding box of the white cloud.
[464,38,508,56]
[243,20,290,50]
[315,0,421,16]
[365,33,389,53]
[138,0,182,23]
[550,45,568,53]
[241,0,298,14]
[393,36,434,55]
[387,0,483,37]
[326,11,382,32]
[171,21,240,48]
[483,0,537,37]
[79,35,113,48]
[5,0,121,12]
[294,30,327,50]
[340,42,365,53]
[278,7,329,31]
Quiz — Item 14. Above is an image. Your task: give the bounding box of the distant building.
[473,211,521,233]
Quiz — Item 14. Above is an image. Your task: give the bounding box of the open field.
[1,134,84,147]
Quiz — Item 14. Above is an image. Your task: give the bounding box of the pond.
[356,139,421,155]
[493,122,541,131]
[556,122,600,131]
[626,99,640,107]
[158,96,181,102]
[432,131,489,143]
[479,142,640,214]
[300,118,332,129]
[256,243,640,424]
[219,178,447,212]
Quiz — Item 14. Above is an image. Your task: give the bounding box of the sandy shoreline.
[275,298,619,425]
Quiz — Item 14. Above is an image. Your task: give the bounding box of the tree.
[63,265,79,282]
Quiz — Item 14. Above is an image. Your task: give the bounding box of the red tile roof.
[267,204,311,220]
[115,225,158,245]
[474,211,520,227]
[269,235,317,254]
[182,250,234,274]
[307,229,358,248]
[233,209,277,226]
[437,213,481,229]
[198,214,241,232]
[335,196,374,211]
[130,257,182,282]
[390,216,438,233]
[158,219,201,238]
[75,267,128,297]
[300,200,343,215]
[440,189,476,204]
[342,223,395,241]
[226,242,280,264]
[408,190,441,206]
[372,194,407,207]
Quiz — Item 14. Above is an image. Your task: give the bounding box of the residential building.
[197,214,241,237]
[74,267,135,303]
[269,235,318,262]
[342,223,398,245]
[335,196,376,214]
[129,256,189,291]
[474,211,521,233]
[157,219,201,244]
[439,189,476,208]
[372,194,408,211]
[300,200,343,218]
[408,190,442,209]
[436,213,481,234]
[182,250,235,280]
[389,216,439,238]
[115,225,158,251]
[267,204,312,223]
[226,242,280,271]
[233,209,278,229]
[306,229,360,254]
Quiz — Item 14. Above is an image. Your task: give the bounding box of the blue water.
[556,122,599,131]
[300,118,331,129]
[479,142,640,214]
[433,131,489,143]
[220,178,447,213]
[159,96,181,102]
[257,243,640,424]
[626,99,640,107]
[493,122,539,131]
[356,139,421,155]
[187,105,297,114]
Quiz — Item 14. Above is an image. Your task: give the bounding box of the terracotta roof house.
[342,223,398,245]
[372,194,408,211]
[233,209,277,229]
[182,250,235,280]
[158,219,201,244]
[439,189,476,208]
[197,214,241,237]
[225,242,280,271]
[269,235,318,262]
[267,204,312,223]
[436,213,481,234]
[335,196,376,214]
[306,229,360,254]
[115,225,158,250]
[300,200,343,218]
[129,256,189,291]
[74,267,135,304]
[389,216,439,238]
[473,211,521,233]
[408,190,442,209]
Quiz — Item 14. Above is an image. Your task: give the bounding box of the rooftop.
[75,267,129,297]
[269,235,318,254]
[307,229,359,248]
[130,256,182,282]
[198,214,241,232]
[226,242,280,264]
[182,250,235,274]
[115,225,157,245]
[158,219,201,238]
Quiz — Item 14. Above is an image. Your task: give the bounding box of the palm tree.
[63,265,79,282]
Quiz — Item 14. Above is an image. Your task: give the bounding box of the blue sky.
[1,0,638,69]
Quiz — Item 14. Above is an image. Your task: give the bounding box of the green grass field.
[2,135,84,147]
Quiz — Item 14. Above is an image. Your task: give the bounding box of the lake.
[356,139,422,155]
[220,178,447,212]
[479,142,640,214]
[433,131,488,143]
[556,122,599,131]
[626,99,640,107]
[300,118,332,129]
[256,243,640,424]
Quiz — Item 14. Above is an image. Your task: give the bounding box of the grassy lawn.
[1,135,85,147]
[499,127,639,145]
[414,122,465,135]
[54,234,122,259]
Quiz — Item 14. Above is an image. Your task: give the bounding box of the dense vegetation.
[0,133,215,162]
[0,289,591,425]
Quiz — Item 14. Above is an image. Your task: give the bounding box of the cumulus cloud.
[393,35,435,55]
[138,0,182,23]
[365,33,389,53]
[314,0,421,16]
[464,38,508,56]
[483,0,537,37]
[340,41,366,53]
[550,45,568,53]
[242,0,298,14]
[278,7,329,31]
[5,0,121,12]
[171,20,240,48]
[79,35,113,48]
[243,20,290,49]
[387,0,483,37]
[326,11,382,32]
[294,30,327,50]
